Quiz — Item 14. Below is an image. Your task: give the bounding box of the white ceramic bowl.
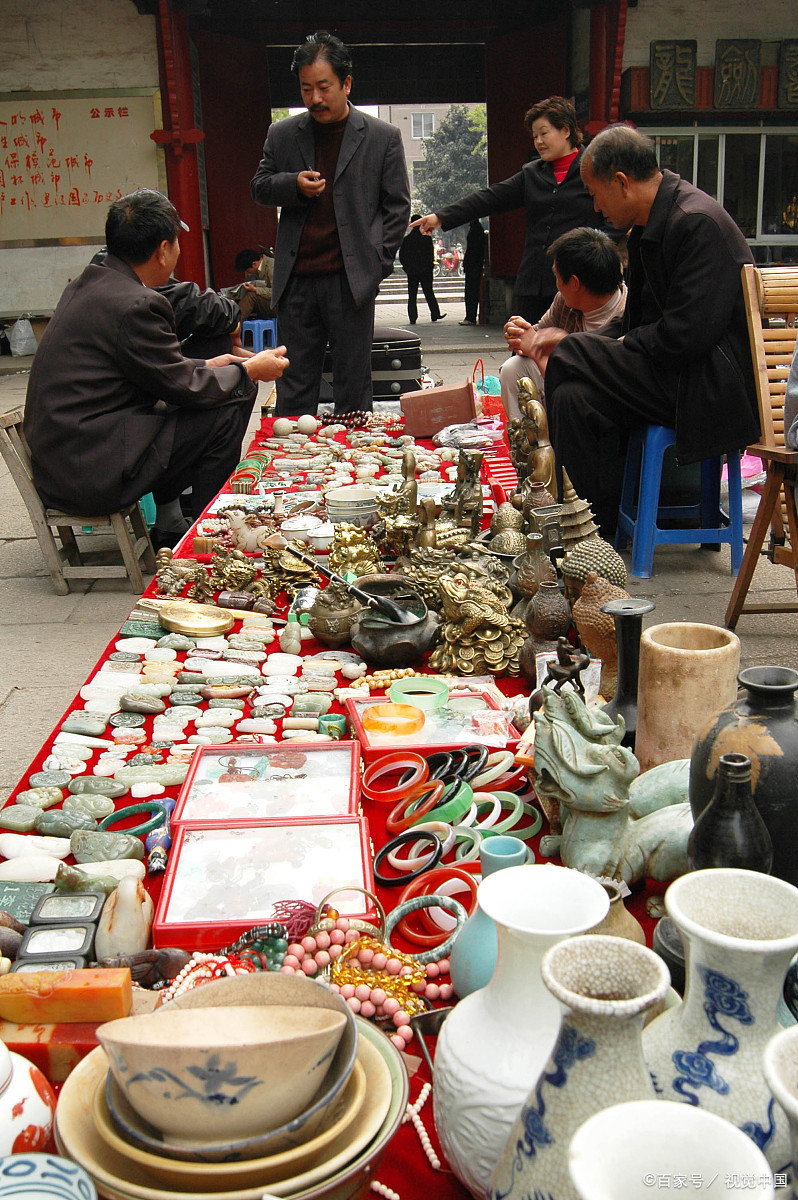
[309,523,335,552]
[96,1003,347,1145]
[281,514,323,544]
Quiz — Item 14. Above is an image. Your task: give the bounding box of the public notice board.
[0,91,162,246]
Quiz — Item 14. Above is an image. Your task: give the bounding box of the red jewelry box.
[152,815,375,951]
[170,741,362,826]
[344,689,520,764]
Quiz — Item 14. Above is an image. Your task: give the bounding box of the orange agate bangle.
[361,702,425,737]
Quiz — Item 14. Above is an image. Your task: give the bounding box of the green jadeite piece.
[63,794,116,820]
[113,764,188,786]
[16,786,65,809]
[208,698,246,709]
[157,634,196,651]
[120,620,166,638]
[61,713,109,737]
[53,864,117,895]
[0,881,56,920]
[70,830,145,862]
[0,805,42,831]
[35,809,98,836]
[68,777,128,799]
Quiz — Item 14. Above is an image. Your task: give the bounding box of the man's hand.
[297,170,326,198]
[243,281,257,293]
[245,346,289,381]
[207,347,289,380]
[409,214,442,235]
[504,315,533,349]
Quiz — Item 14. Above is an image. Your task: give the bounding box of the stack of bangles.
[366,748,543,954]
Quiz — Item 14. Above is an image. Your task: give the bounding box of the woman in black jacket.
[413,97,615,324]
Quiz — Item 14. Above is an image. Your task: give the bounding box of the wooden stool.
[0,408,156,595]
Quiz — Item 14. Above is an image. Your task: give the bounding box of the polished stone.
[63,794,116,820]
[0,805,41,831]
[16,786,65,809]
[109,651,142,663]
[109,712,146,728]
[35,809,98,835]
[208,697,245,709]
[68,777,128,798]
[113,764,188,786]
[29,769,72,788]
[169,692,204,707]
[157,634,196,651]
[71,830,145,862]
[114,637,157,653]
[293,694,333,715]
[120,694,167,715]
[61,713,109,737]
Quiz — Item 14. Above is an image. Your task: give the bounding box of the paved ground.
[1,295,797,804]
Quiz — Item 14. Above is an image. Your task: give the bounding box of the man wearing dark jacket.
[545,124,759,536]
[250,31,410,417]
[24,189,287,547]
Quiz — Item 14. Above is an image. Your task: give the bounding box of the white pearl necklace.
[402,1081,441,1171]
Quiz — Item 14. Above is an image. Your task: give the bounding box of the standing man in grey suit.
[251,31,411,417]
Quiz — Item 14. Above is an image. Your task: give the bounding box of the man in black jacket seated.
[545,124,759,538]
[24,190,287,550]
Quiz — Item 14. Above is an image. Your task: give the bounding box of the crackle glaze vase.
[488,934,670,1200]
[643,867,798,1173]
[433,864,609,1199]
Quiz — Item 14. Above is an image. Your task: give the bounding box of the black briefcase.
[322,326,422,400]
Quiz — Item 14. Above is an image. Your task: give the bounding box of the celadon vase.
[643,867,798,1172]
[449,835,531,1000]
[568,1100,776,1200]
[488,934,670,1200]
[432,864,609,1199]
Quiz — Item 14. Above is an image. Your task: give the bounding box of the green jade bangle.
[385,893,468,963]
[452,826,484,862]
[388,676,449,712]
[479,793,543,840]
[430,779,474,826]
[98,801,168,837]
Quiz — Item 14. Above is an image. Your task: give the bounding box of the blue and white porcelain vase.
[643,867,798,1172]
[487,934,670,1200]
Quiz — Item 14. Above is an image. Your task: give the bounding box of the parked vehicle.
[434,243,464,277]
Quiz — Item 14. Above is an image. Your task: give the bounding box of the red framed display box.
[344,690,520,764]
[171,741,362,826]
[152,815,375,951]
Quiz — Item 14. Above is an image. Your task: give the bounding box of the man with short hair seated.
[500,226,626,420]
[24,190,288,550]
[230,247,276,321]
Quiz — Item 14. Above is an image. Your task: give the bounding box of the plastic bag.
[433,420,506,449]
[8,315,38,357]
[472,357,501,396]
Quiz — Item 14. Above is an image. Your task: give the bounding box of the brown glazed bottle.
[687,751,773,874]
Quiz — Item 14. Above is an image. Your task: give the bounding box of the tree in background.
[413,104,487,223]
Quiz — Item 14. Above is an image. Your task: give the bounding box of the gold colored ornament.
[160,602,235,636]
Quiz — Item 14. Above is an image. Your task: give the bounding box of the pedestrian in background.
[399,218,446,325]
[460,218,486,325]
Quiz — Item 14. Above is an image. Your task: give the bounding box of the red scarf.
[552,149,578,184]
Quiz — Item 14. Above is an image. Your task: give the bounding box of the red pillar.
[151,0,205,286]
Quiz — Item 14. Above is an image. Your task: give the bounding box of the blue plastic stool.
[138,492,156,530]
[614,424,744,579]
[241,318,278,352]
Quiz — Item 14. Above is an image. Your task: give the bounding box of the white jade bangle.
[453,826,483,862]
[472,750,515,789]
[472,791,503,829]
[386,821,454,872]
[411,821,456,858]
[457,803,479,828]
[425,877,479,933]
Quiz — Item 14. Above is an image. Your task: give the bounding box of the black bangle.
[373,830,442,887]
[398,750,452,788]
[460,744,490,782]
